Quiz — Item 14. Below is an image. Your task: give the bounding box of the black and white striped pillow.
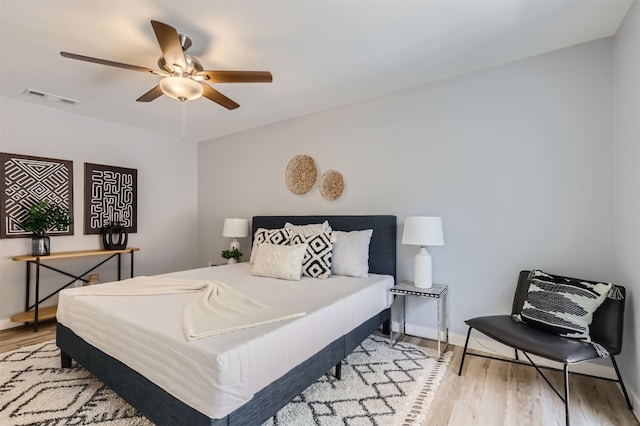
[515,269,612,341]
[291,232,333,279]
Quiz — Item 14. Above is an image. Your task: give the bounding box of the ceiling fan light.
[159,76,203,101]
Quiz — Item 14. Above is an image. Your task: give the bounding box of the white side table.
[389,281,449,358]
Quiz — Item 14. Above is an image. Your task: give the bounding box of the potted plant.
[19,200,72,256]
[221,248,243,264]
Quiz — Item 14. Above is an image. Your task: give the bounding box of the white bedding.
[61,277,306,340]
[57,263,394,419]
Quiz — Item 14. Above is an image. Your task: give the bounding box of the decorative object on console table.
[84,163,137,235]
[102,222,128,250]
[402,216,444,288]
[222,217,248,264]
[0,152,73,239]
[19,201,73,256]
[319,170,345,201]
[285,154,317,195]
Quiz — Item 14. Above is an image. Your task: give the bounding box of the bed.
[56,215,397,425]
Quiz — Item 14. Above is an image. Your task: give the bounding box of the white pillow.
[284,221,332,235]
[250,243,307,281]
[249,228,292,264]
[331,229,373,278]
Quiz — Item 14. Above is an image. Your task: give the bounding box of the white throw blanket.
[64,277,306,340]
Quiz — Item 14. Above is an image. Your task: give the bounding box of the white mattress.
[57,263,394,419]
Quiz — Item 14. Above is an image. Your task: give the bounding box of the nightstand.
[389,281,449,358]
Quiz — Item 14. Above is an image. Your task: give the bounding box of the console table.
[11,247,139,331]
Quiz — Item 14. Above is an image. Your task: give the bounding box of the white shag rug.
[0,335,451,426]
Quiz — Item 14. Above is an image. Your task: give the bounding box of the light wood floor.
[1,321,637,426]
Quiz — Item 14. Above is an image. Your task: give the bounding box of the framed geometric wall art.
[0,152,74,238]
[84,163,137,235]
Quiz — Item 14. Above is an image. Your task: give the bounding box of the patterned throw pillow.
[290,232,333,279]
[515,269,612,342]
[250,243,307,281]
[249,228,292,264]
[284,221,332,235]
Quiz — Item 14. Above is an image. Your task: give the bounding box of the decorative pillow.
[284,221,332,235]
[290,232,333,279]
[515,269,612,342]
[250,243,307,281]
[249,228,292,264]
[331,229,373,278]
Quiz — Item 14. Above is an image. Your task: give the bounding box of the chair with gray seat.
[458,270,633,426]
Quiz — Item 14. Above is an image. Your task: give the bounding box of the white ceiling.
[0,0,633,143]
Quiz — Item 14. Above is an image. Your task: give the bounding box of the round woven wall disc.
[319,170,344,201]
[285,155,317,195]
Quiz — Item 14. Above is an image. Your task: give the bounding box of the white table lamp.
[222,218,249,251]
[402,216,444,288]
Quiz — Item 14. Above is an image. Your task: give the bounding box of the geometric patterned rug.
[0,335,452,426]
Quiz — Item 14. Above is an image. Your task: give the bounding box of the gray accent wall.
[198,37,615,343]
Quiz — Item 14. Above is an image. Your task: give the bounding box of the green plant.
[19,200,72,236]
[221,248,243,260]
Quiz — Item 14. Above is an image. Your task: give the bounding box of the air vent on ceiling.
[23,89,78,105]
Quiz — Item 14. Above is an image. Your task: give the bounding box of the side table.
[389,281,449,358]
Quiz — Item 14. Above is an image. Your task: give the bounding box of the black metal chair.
[458,270,633,426]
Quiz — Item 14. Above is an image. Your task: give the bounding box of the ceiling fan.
[60,20,272,110]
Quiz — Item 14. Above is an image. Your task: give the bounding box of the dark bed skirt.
[57,308,391,426]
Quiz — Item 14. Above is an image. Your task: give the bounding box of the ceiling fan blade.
[60,52,157,74]
[150,20,187,72]
[196,70,273,83]
[202,84,239,110]
[136,85,164,102]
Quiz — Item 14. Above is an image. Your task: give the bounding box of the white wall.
[198,38,615,350]
[0,97,199,328]
[613,0,640,414]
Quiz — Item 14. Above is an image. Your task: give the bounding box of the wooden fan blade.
[150,20,187,71]
[196,70,273,83]
[60,52,157,74]
[202,84,239,110]
[136,85,164,102]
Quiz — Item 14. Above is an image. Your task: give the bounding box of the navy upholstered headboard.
[251,215,397,279]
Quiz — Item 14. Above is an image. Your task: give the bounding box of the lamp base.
[414,247,433,288]
[230,239,240,251]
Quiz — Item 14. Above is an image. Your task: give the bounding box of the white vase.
[227,258,237,265]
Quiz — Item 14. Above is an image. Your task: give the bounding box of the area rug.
[0,335,452,426]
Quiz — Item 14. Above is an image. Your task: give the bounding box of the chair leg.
[458,326,472,376]
[335,362,342,380]
[610,356,633,410]
[563,363,570,426]
[514,349,519,361]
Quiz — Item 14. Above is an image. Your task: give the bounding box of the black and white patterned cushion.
[291,232,333,279]
[249,228,292,264]
[515,269,612,341]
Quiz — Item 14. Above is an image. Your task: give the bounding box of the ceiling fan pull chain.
[181,100,187,139]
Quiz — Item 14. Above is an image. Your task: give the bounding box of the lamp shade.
[222,218,249,238]
[402,216,444,246]
[159,76,204,101]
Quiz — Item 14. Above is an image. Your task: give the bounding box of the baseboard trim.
[0,318,17,331]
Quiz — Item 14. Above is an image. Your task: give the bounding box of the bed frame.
[57,215,397,425]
